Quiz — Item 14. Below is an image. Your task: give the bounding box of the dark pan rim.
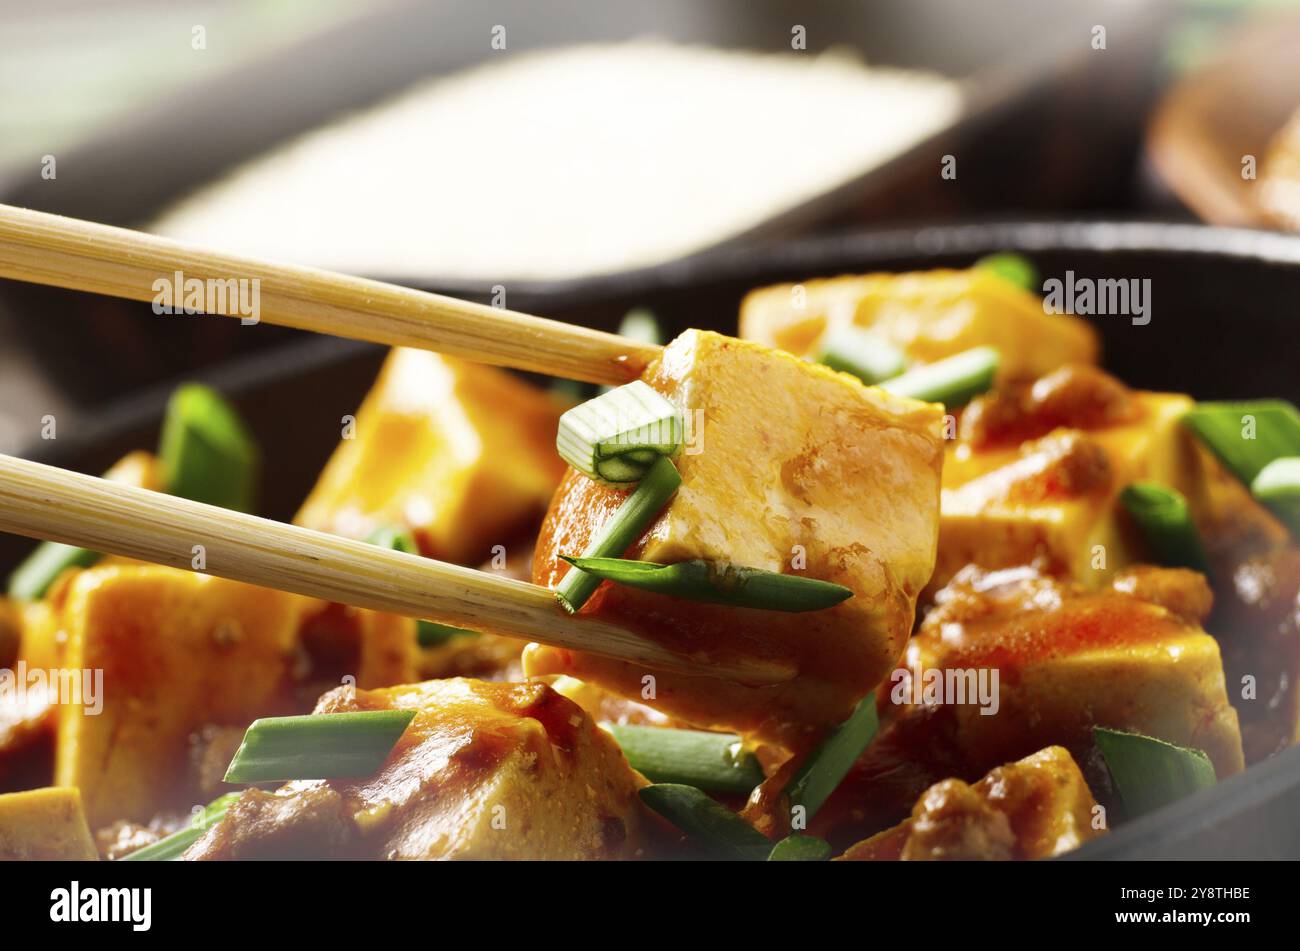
[360,217,1300,301]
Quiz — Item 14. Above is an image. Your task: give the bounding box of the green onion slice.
[638,784,773,861]
[120,793,241,861]
[784,692,878,821]
[818,324,906,385]
[609,725,764,794]
[556,381,683,483]
[554,455,681,613]
[416,620,477,648]
[1119,483,1209,573]
[617,308,662,346]
[363,526,477,644]
[158,383,258,512]
[223,710,415,783]
[560,556,852,613]
[1093,727,1216,818]
[364,524,417,554]
[1183,400,1300,487]
[7,542,100,601]
[767,834,833,862]
[879,346,999,407]
[975,252,1038,292]
[1252,457,1300,537]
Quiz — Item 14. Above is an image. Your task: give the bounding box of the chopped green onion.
[975,252,1038,292]
[617,308,662,346]
[1093,727,1216,818]
[416,620,477,647]
[1119,483,1209,573]
[364,526,476,645]
[1183,400,1300,487]
[7,542,100,601]
[818,325,907,385]
[224,710,415,783]
[638,784,772,861]
[119,793,241,861]
[767,834,833,862]
[364,524,417,555]
[158,383,258,512]
[784,692,878,821]
[554,455,681,613]
[1252,457,1300,536]
[879,346,999,407]
[560,556,852,613]
[556,381,682,483]
[609,725,764,794]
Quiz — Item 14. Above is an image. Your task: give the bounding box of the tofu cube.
[188,679,649,860]
[0,787,97,860]
[296,348,566,564]
[936,388,1195,591]
[529,330,945,746]
[739,268,1098,382]
[54,565,309,825]
[806,566,1243,847]
[841,746,1103,860]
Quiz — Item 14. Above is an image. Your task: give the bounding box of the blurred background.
[3,0,1300,453]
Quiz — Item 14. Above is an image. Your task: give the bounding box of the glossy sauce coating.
[530,330,945,748]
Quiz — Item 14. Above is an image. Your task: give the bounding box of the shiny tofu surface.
[936,366,1195,591]
[529,330,945,747]
[296,347,566,564]
[739,268,1098,382]
[841,746,1103,861]
[0,787,97,860]
[54,565,309,826]
[188,679,647,860]
[806,565,1243,846]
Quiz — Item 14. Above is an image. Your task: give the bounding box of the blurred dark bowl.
[3,219,1299,858]
[0,0,1171,404]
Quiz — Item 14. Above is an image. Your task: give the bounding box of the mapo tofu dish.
[3,253,1298,862]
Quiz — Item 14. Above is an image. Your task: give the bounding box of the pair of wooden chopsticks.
[0,204,789,685]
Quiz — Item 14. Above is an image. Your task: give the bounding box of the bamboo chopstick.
[0,204,663,386]
[0,454,791,685]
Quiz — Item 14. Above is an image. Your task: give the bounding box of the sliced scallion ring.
[1251,456,1300,537]
[767,834,833,861]
[879,346,999,407]
[556,381,683,484]
[158,382,258,512]
[120,793,241,861]
[818,324,907,385]
[223,710,415,783]
[784,692,878,821]
[559,556,852,612]
[1119,483,1209,573]
[7,542,100,601]
[1183,400,1300,487]
[638,783,772,861]
[1093,727,1216,818]
[617,308,662,347]
[554,456,681,613]
[975,252,1038,292]
[608,725,763,794]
